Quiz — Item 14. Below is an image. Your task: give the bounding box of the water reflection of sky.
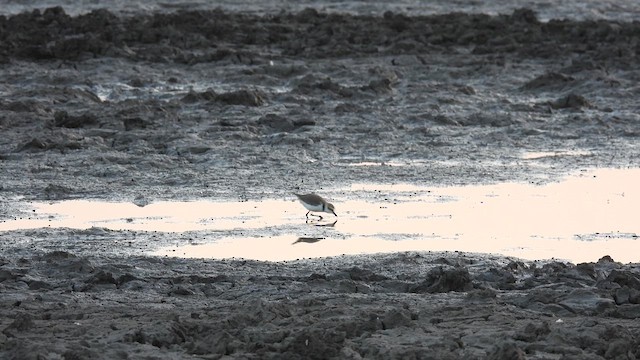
[2,168,638,264]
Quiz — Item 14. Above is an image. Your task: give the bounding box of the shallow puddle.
[2,168,638,263]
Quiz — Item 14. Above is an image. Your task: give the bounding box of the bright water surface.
[2,168,638,263]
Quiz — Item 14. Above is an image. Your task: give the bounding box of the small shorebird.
[294,193,337,220]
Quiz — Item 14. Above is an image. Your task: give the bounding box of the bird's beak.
[332,210,337,216]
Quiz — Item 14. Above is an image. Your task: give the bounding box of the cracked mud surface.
[1,2,640,359]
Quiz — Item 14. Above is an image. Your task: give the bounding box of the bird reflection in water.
[305,219,338,227]
[292,237,325,245]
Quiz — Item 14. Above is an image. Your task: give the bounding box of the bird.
[294,193,337,220]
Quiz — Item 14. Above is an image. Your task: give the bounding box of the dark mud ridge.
[1,7,638,64]
[0,251,639,359]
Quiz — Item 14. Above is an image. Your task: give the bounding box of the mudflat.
[1,2,639,359]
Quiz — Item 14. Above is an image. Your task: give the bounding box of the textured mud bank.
[1,4,640,359]
[1,251,640,359]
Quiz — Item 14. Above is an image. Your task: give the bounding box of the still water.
[2,168,638,263]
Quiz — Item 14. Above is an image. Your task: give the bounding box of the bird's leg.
[305,211,323,221]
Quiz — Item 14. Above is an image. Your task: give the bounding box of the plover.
[294,193,337,220]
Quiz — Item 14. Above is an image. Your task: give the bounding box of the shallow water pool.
[2,168,638,263]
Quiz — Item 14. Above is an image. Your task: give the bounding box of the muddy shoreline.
[1,5,640,359]
[1,251,640,359]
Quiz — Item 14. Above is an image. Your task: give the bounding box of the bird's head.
[327,203,337,216]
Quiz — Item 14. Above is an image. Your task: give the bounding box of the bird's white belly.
[300,202,323,212]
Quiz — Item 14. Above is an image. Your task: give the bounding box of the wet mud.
[1,6,639,201]
[1,251,640,359]
[1,3,640,359]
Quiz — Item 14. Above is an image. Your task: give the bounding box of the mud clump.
[53,110,98,128]
[182,89,266,106]
[410,266,473,293]
[550,93,592,110]
[522,72,575,91]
